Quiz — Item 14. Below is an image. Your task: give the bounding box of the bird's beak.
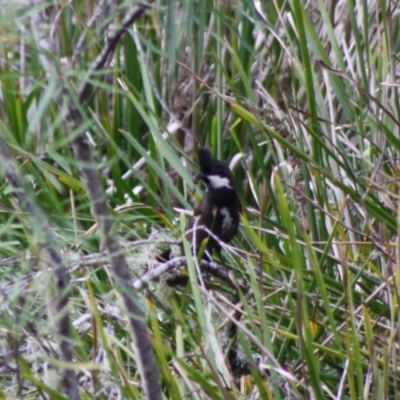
[194,172,205,183]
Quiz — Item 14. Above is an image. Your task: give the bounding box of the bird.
[158,147,241,262]
[190,147,242,257]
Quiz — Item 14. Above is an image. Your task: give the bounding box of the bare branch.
[78,2,153,104]
[27,0,161,398]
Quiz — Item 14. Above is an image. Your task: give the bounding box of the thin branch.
[28,0,161,398]
[71,2,162,399]
[78,2,153,104]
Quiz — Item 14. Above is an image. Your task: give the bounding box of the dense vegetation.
[0,0,399,398]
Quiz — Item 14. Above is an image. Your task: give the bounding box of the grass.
[0,0,399,398]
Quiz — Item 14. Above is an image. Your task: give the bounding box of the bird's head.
[194,147,234,190]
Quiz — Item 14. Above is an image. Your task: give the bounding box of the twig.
[27,1,161,398]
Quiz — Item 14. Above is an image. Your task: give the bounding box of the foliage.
[0,0,399,398]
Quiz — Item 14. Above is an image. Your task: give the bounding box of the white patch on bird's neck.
[207,175,231,189]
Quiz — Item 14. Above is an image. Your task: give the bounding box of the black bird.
[190,147,241,257]
[158,148,241,262]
